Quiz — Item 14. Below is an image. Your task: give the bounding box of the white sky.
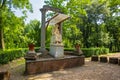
[13,0,45,23]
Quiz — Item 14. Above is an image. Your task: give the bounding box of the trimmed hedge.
[64,48,74,51]
[0,47,109,64]
[82,48,109,57]
[0,47,41,64]
[45,47,109,57]
[65,48,109,57]
[0,48,28,64]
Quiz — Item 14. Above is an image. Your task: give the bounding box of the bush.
[34,47,40,52]
[82,48,109,57]
[64,48,74,51]
[64,47,109,57]
[0,47,109,64]
[0,48,28,64]
[0,47,41,64]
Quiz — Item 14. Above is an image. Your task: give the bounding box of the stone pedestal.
[24,51,37,60]
[50,44,64,58]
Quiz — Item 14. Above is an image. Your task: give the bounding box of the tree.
[25,20,40,47]
[0,0,32,49]
[44,0,120,52]
[78,0,110,47]
[44,0,85,47]
[4,13,25,49]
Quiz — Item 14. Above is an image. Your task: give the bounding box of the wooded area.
[0,0,120,52]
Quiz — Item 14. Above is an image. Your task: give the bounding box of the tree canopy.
[45,0,120,52]
[0,0,32,49]
[0,0,120,52]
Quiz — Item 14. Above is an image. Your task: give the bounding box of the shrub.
[64,48,74,51]
[0,47,41,64]
[0,48,28,64]
[0,47,109,64]
[64,47,109,57]
[82,48,109,57]
[34,47,41,52]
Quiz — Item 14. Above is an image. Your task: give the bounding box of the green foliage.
[4,15,26,48]
[82,48,109,57]
[0,46,109,64]
[105,13,120,52]
[74,40,81,45]
[64,48,74,51]
[62,23,82,48]
[64,47,109,57]
[44,0,120,52]
[45,0,68,13]
[46,26,52,47]
[0,0,119,53]
[0,0,33,49]
[25,20,41,47]
[0,48,28,64]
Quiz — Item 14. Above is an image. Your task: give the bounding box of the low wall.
[25,55,85,75]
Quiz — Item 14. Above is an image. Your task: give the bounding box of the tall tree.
[105,3,120,52]
[0,0,32,49]
[25,20,41,47]
[44,0,120,52]
[78,0,110,47]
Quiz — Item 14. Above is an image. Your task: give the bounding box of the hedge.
[0,47,109,64]
[82,48,109,57]
[0,48,28,64]
[45,47,109,57]
[0,47,41,64]
[65,48,109,57]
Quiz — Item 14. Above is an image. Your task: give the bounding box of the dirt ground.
[0,53,120,80]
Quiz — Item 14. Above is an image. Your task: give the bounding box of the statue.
[50,23,64,58]
[51,24,62,45]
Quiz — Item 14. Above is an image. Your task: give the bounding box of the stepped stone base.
[24,51,37,60]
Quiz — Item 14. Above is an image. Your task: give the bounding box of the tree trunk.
[0,28,5,50]
[0,8,5,50]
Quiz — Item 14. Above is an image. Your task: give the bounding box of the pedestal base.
[39,48,48,56]
[25,55,85,75]
[50,44,64,58]
[24,51,37,60]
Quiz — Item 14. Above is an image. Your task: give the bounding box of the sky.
[14,0,45,23]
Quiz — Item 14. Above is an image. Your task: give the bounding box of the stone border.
[109,57,118,64]
[91,56,120,65]
[91,55,99,61]
[100,56,108,63]
[118,58,120,65]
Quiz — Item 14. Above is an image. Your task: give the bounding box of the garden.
[0,0,120,80]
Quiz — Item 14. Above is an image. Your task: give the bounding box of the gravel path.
[0,53,120,80]
[27,61,120,80]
